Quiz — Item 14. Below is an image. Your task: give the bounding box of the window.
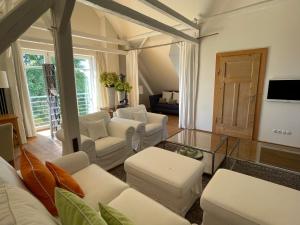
[23,53,50,128]
[23,50,96,130]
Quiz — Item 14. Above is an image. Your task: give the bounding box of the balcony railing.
[30,93,91,129]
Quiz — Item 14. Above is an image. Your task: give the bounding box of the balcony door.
[23,51,96,130]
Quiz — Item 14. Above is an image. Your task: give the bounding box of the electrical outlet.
[272,129,292,135]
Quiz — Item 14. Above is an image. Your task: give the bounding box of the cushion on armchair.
[85,120,108,141]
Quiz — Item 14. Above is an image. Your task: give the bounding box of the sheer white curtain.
[11,42,36,137]
[126,50,139,107]
[178,42,199,129]
[95,52,109,109]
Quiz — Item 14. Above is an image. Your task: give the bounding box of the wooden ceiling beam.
[79,0,198,44]
[0,0,53,53]
[139,0,199,30]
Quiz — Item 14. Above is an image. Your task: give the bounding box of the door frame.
[212,48,268,140]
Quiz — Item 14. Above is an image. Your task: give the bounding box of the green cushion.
[55,188,107,225]
[99,203,134,225]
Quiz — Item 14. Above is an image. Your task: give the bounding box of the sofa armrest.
[80,135,97,163]
[111,117,145,134]
[147,112,168,139]
[52,151,90,174]
[107,121,135,140]
[55,128,64,141]
[147,112,168,124]
[56,129,96,164]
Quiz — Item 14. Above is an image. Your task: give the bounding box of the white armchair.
[56,111,135,170]
[113,105,168,150]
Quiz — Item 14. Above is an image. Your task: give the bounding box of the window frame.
[22,49,97,130]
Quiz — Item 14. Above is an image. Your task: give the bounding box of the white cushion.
[0,184,57,225]
[85,119,108,141]
[124,147,204,197]
[94,136,127,157]
[201,169,300,225]
[72,164,129,210]
[0,157,27,190]
[162,91,172,102]
[133,111,148,123]
[145,123,162,136]
[172,92,179,104]
[109,188,191,225]
[79,111,111,136]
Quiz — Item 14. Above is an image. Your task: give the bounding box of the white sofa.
[56,111,134,170]
[113,105,168,150]
[0,152,194,225]
[200,169,300,225]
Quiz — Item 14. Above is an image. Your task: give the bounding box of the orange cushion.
[20,149,57,215]
[46,161,85,198]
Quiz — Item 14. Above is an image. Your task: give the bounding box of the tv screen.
[267,80,300,101]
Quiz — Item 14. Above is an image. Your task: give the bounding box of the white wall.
[196,0,300,147]
[139,35,179,94]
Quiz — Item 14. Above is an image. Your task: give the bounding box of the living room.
[0,0,300,225]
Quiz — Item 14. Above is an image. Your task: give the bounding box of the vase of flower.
[115,79,132,106]
[100,72,119,109]
[117,91,125,102]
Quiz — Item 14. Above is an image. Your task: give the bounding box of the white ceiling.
[86,0,268,40]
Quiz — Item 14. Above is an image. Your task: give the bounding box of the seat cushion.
[109,188,191,225]
[0,184,57,225]
[72,164,129,210]
[95,137,127,157]
[145,123,162,136]
[124,147,204,197]
[200,169,300,225]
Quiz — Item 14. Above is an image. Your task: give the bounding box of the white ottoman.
[124,147,204,216]
[201,169,300,225]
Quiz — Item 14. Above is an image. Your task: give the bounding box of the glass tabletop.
[166,129,227,153]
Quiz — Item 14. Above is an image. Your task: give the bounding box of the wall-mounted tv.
[267,79,300,101]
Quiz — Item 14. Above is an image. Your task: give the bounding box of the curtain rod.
[126,32,219,51]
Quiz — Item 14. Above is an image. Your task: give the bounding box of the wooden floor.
[15,115,300,173]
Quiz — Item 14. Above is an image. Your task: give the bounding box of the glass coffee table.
[165,130,228,174]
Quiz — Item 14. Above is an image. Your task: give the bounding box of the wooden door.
[213,49,267,139]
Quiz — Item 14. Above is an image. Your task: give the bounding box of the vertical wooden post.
[51,0,80,155]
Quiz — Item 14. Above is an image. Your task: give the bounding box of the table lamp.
[0,71,9,114]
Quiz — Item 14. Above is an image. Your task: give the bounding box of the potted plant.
[100,72,118,108]
[115,79,132,103]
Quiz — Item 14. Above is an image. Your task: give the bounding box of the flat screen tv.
[267,79,300,101]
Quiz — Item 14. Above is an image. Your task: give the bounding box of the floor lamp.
[0,71,9,115]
